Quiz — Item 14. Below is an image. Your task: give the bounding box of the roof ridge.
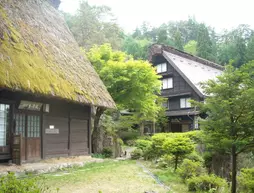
[150,44,224,71]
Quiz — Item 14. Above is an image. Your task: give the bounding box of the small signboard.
[12,134,22,165]
[18,100,42,111]
[45,128,59,134]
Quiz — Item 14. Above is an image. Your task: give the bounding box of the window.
[180,98,191,108]
[15,114,40,138]
[27,115,40,138]
[0,104,10,146]
[15,113,26,137]
[156,63,167,73]
[162,78,173,89]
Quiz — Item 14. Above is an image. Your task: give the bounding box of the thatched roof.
[0,0,115,108]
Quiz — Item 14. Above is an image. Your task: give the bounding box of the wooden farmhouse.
[0,0,115,163]
[149,44,224,132]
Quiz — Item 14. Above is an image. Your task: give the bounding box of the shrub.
[156,154,174,168]
[178,159,205,182]
[102,147,113,158]
[135,139,152,151]
[142,145,156,160]
[238,168,254,193]
[185,151,204,163]
[162,136,194,170]
[131,148,143,160]
[91,153,106,159]
[0,172,49,193]
[137,135,152,141]
[187,174,228,192]
[125,139,136,146]
[118,131,139,142]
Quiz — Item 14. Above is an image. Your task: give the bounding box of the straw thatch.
[0,0,115,108]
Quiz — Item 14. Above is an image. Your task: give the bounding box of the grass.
[40,160,169,193]
[142,161,189,193]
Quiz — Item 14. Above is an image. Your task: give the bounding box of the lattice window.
[27,115,40,137]
[162,78,173,89]
[156,63,167,73]
[180,98,191,108]
[15,113,26,137]
[0,104,10,146]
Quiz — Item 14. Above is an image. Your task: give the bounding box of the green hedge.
[238,168,254,193]
[187,174,228,192]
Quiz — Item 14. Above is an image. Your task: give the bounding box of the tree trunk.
[92,107,106,153]
[140,121,144,136]
[231,144,237,193]
[174,155,179,171]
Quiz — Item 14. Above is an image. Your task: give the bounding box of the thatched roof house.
[0,0,115,163]
[0,0,115,108]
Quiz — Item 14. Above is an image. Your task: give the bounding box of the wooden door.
[0,104,11,160]
[70,119,88,156]
[14,113,41,161]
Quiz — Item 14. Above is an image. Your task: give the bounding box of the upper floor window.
[156,63,167,73]
[162,78,173,89]
[180,98,191,108]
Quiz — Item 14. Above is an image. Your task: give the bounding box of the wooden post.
[140,121,144,136]
[152,119,156,134]
[12,134,22,165]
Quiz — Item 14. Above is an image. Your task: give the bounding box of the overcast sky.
[59,0,254,33]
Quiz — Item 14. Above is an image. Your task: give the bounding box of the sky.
[59,0,254,33]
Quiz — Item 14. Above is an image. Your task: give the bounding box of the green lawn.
[41,160,169,193]
[142,161,189,193]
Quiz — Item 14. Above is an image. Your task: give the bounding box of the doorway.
[14,112,41,161]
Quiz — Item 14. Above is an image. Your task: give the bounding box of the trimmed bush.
[131,148,143,160]
[0,172,49,193]
[185,151,204,163]
[187,174,228,192]
[162,136,194,170]
[135,139,152,151]
[156,154,174,168]
[238,168,254,193]
[178,159,205,182]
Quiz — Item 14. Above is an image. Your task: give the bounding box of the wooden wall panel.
[43,116,69,158]
[70,119,88,156]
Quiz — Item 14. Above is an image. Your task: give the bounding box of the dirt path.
[43,160,169,193]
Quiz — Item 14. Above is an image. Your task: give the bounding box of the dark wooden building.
[149,44,223,132]
[0,0,115,162]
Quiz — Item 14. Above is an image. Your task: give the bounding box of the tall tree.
[63,1,123,49]
[85,44,162,152]
[196,63,254,193]
[184,40,197,55]
[217,25,253,67]
[246,35,254,62]
[196,24,215,61]
[122,36,152,60]
[173,30,184,50]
